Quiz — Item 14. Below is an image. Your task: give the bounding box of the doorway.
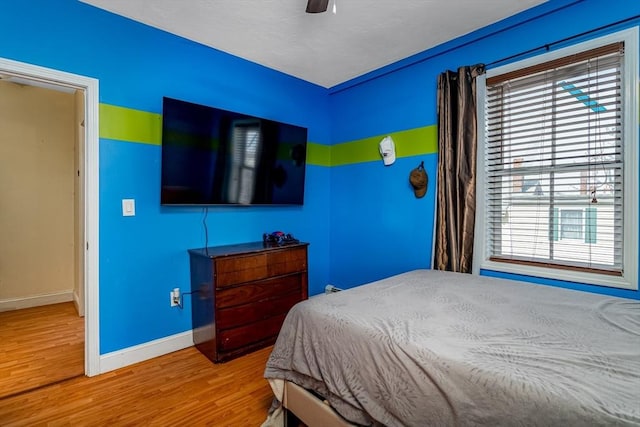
[0,78,83,397]
[0,58,100,387]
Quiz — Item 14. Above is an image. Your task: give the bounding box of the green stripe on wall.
[331,126,438,166]
[100,103,162,145]
[98,103,437,167]
[307,143,331,167]
[99,103,331,166]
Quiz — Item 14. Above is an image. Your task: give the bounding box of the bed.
[263,269,640,426]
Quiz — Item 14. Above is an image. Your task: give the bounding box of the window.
[474,28,638,290]
[560,209,583,240]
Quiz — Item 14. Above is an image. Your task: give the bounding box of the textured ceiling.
[81,0,547,88]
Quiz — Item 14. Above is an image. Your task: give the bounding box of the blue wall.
[0,0,332,354]
[327,0,640,299]
[1,0,638,356]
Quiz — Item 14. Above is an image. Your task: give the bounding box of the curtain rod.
[486,14,640,68]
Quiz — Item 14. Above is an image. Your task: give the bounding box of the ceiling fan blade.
[306,0,329,13]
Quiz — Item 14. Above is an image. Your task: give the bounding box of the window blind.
[483,42,624,275]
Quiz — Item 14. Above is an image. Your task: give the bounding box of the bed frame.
[283,381,354,427]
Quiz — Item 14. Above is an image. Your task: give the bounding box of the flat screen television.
[160,97,308,206]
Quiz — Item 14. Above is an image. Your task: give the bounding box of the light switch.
[122,199,135,217]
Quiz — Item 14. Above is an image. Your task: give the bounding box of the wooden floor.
[0,302,84,399]
[0,345,275,426]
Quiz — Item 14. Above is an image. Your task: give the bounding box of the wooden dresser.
[188,241,308,363]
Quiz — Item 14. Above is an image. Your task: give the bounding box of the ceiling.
[81,0,547,88]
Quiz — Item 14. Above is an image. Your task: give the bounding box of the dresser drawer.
[267,246,307,276]
[218,313,287,352]
[217,291,301,330]
[216,274,302,308]
[215,253,267,287]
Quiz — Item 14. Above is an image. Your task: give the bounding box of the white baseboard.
[99,330,194,374]
[73,290,85,317]
[0,290,74,312]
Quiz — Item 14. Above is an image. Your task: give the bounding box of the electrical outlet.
[170,288,180,307]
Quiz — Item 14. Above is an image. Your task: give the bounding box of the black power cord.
[203,207,210,256]
[175,290,199,310]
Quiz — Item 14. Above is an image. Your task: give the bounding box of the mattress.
[264,270,640,426]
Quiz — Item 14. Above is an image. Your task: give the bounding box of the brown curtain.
[435,64,485,273]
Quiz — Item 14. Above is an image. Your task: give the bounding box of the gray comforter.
[264,270,640,426]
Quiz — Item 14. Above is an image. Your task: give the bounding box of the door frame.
[0,57,100,376]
